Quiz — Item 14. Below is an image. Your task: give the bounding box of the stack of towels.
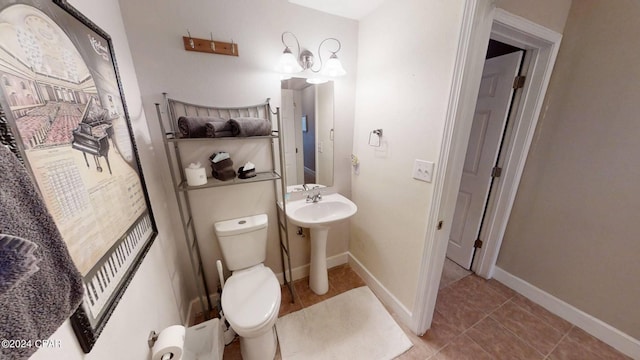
[210,152,236,181]
[178,116,272,138]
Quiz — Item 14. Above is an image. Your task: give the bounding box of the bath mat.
[276,286,412,360]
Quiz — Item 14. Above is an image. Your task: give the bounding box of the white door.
[316,82,334,186]
[447,51,524,269]
[281,89,298,186]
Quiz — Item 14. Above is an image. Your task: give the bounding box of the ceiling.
[288,0,385,20]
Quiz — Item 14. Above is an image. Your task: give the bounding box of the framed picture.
[0,0,157,353]
[302,114,308,132]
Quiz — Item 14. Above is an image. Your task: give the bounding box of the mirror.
[281,78,334,192]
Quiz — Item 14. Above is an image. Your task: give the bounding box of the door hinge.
[474,239,483,248]
[513,75,526,89]
[491,166,502,178]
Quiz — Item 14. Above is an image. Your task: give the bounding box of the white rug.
[276,286,412,360]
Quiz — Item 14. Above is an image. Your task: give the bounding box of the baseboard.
[493,267,640,359]
[275,251,349,284]
[348,253,412,327]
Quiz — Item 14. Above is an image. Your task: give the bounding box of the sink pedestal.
[309,227,329,295]
[284,193,358,296]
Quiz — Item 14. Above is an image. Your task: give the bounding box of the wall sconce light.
[276,31,346,81]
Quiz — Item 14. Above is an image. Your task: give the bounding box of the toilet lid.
[221,265,280,332]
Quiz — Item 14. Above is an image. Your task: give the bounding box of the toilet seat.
[222,264,281,335]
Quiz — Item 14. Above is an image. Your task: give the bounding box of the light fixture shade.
[276,48,303,73]
[321,54,346,77]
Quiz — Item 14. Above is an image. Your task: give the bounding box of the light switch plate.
[413,159,434,182]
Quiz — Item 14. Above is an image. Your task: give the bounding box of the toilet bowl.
[222,264,280,360]
[214,214,281,360]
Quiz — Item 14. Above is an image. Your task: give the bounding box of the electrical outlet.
[413,159,434,182]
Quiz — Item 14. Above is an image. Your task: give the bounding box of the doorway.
[412,6,562,335]
[446,40,524,270]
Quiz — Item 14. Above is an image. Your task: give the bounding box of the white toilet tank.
[214,214,268,271]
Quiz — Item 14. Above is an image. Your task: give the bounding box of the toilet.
[214,214,281,360]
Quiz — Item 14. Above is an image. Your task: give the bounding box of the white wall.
[31,0,186,358]
[350,0,465,311]
[350,0,573,320]
[117,0,358,292]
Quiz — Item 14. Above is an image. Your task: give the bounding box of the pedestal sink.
[285,193,357,295]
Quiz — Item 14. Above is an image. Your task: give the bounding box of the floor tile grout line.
[488,300,554,358]
[473,300,546,359]
[487,310,548,359]
[507,296,570,337]
[543,325,574,359]
[429,281,508,355]
[439,271,472,290]
[446,316,496,359]
[510,293,574,335]
[459,316,490,353]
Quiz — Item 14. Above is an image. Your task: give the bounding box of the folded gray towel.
[0,146,83,360]
[205,121,233,138]
[228,117,272,137]
[211,167,236,181]
[211,158,233,171]
[178,116,225,138]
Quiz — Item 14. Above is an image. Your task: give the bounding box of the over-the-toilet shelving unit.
[154,94,294,322]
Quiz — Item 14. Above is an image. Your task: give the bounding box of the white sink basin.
[286,193,357,228]
[285,193,357,295]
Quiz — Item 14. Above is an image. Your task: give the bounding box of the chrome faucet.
[302,183,319,191]
[306,190,322,203]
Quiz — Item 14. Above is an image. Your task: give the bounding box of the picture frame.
[0,0,157,353]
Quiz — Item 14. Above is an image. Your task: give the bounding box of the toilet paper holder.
[148,330,159,348]
[148,330,176,360]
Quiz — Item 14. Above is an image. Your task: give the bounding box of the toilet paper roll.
[152,325,185,360]
[185,162,207,186]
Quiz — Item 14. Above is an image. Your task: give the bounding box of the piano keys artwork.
[0,0,157,353]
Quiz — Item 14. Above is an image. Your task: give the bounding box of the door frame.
[411,2,562,335]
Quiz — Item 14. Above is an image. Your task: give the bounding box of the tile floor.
[222,261,630,360]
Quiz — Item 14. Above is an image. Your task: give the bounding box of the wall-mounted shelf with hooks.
[182,35,238,56]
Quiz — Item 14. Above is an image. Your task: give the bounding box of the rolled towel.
[211,166,236,181]
[228,117,272,137]
[205,120,233,138]
[178,116,225,138]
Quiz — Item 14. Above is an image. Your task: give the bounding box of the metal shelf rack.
[154,94,294,322]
